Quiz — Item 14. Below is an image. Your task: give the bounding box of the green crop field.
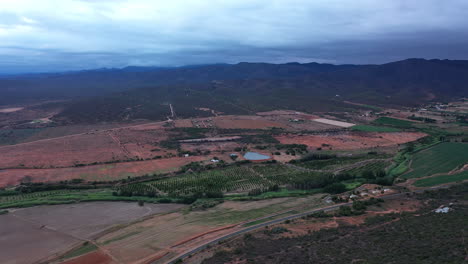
[413,171,468,187]
[117,165,314,196]
[0,189,166,209]
[117,164,339,197]
[402,142,468,179]
[351,125,400,132]
[373,117,414,128]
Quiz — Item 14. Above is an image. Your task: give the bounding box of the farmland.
[200,184,468,264]
[402,142,468,179]
[373,117,415,128]
[0,99,466,264]
[413,171,468,187]
[0,155,207,187]
[275,131,426,150]
[93,195,326,264]
[0,202,183,264]
[351,125,400,132]
[115,164,318,197]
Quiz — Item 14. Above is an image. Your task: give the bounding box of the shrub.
[324,183,346,194]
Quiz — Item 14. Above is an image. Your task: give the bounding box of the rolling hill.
[1,59,467,123]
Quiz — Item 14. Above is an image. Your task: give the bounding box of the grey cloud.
[1,0,468,73]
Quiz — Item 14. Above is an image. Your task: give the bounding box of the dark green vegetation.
[4,59,466,123]
[115,165,328,198]
[0,128,44,145]
[387,136,442,178]
[61,242,97,260]
[202,183,468,264]
[413,171,468,187]
[0,189,174,209]
[115,153,394,200]
[351,125,400,132]
[402,142,468,179]
[373,117,414,128]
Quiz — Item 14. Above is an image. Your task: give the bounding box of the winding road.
[164,184,453,264]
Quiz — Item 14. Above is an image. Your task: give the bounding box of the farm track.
[107,132,132,158]
[163,183,457,264]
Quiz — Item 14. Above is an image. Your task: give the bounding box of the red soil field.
[275,132,426,150]
[0,127,170,169]
[0,132,127,168]
[61,250,115,264]
[0,156,206,187]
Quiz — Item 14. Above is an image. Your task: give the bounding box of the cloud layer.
[1,0,468,73]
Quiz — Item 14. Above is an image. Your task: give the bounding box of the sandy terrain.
[312,118,355,128]
[0,156,207,187]
[0,202,183,264]
[174,119,193,128]
[0,107,24,113]
[275,132,426,150]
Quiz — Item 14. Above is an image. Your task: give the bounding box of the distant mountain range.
[1,59,467,123]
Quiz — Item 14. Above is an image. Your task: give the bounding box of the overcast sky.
[1,0,468,73]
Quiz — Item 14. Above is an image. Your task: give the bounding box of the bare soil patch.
[0,125,172,169]
[275,132,426,150]
[174,119,193,128]
[0,107,24,113]
[0,156,206,187]
[0,202,184,264]
[0,214,80,264]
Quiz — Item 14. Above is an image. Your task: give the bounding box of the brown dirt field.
[213,116,286,129]
[174,119,193,128]
[275,132,426,150]
[0,132,128,168]
[11,202,185,239]
[0,124,173,169]
[61,250,115,264]
[0,202,184,264]
[0,214,80,264]
[0,156,207,187]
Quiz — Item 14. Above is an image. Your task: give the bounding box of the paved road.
[165,184,452,264]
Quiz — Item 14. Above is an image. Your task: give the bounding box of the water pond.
[243,152,271,161]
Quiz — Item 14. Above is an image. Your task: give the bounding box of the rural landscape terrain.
[0,60,467,264]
